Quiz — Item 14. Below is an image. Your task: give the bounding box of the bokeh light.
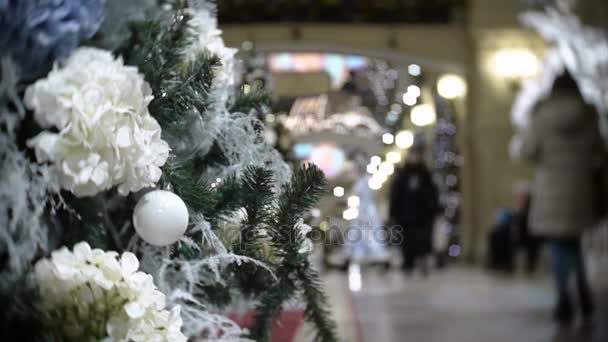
[411,104,436,126]
[395,130,415,149]
[437,74,467,99]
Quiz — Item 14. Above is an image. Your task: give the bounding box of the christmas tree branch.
[237,166,274,256]
[121,5,338,341]
[251,164,338,342]
[230,86,271,115]
[297,265,338,342]
[249,269,295,342]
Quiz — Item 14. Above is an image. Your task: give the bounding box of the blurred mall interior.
[219,0,608,341]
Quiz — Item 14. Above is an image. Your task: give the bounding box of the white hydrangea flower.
[34,242,187,342]
[24,47,170,197]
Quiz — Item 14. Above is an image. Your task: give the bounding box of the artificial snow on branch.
[0,114,55,275]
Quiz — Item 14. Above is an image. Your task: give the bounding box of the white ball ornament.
[133,190,189,246]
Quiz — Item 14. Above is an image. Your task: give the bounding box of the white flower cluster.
[34,242,187,342]
[24,47,169,197]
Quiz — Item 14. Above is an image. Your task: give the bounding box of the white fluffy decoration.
[0,114,55,275]
[34,242,187,341]
[183,2,237,108]
[511,51,566,130]
[207,112,292,184]
[24,47,170,197]
[295,218,314,254]
[180,1,292,185]
[514,4,608,140]
[133,190,189,246]
[127,2,292,339]
[134,214,273,341]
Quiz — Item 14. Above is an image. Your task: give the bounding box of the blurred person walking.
[515,72,606,325]
[389,142,439,275]
[342,151,390,267]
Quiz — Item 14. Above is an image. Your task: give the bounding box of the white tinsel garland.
[25,47,170,197]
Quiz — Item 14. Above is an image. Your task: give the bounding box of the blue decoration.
[0,0,105,80]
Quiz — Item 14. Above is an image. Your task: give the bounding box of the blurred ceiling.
[218,0,467,25]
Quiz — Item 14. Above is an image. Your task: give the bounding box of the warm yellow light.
[343,207,359,221]
[493,49,539,79]
[386,151,402,164]
[333,186,345,197]
[437,74,467,99]
[366,163,378,174]
[375,172,388,183]
[319,221,328,231]
[403,93,417,106]
[407,85,421,98]
[368,177,383,190]
[378,162,395,176]
[382,133,394,145]
[411,104,436,126]
[347,195,360,208]
[370,155,382,165]
[395,130,414,149]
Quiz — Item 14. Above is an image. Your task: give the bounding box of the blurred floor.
[316,266,608,342]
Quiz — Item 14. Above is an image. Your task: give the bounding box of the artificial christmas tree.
[0,1,337,341]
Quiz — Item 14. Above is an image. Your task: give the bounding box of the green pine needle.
[251,164,338,342]
[120,6,338,342]
[231,87,271,115]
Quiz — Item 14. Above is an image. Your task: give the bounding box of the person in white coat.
[345,154,390,265]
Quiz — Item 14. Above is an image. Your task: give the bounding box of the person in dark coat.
[487,208,515,272]
[512,182,543,274]
[515,71,605,324]
[389,146,439,275]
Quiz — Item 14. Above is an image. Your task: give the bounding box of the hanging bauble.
[133,190,189,246]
